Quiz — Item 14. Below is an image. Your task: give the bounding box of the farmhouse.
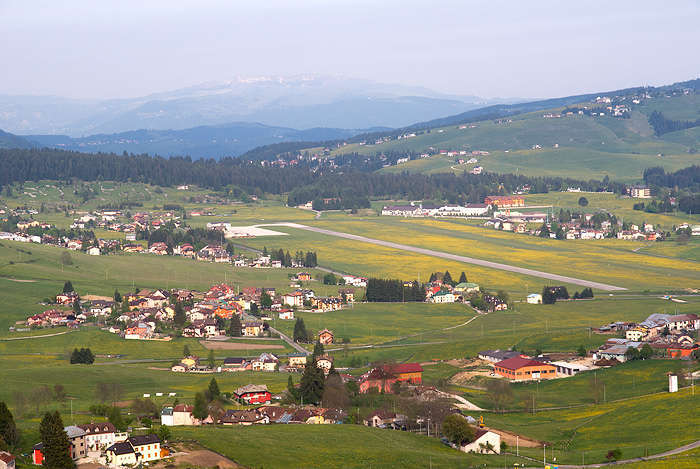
[161,404,199,426]
[460,429,501,454]
[318,328,334,345]
[316,354,334,375]
[234,384,272,405]
[494,357,556,381]
[526,293,543,304]
[78,422,121,451]
[0,452,15,469]
[287,352,308,371]
[222,357,247,371]
[127,434,162,463]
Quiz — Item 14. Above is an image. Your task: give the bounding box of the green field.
[0,240,349,333]
[168,424,529,468]
[485,386,700,465]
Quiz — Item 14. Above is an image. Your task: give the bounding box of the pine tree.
[108,407,126,432]
[228,316,242,337]
[0,401,19,446]
[192,392,208,420]
[299,360,324,405]
[40,411,74,469]
[173,301,186,327]
[207,378,220,400]
[443,270,454,286]
[312,341,324,360]
[208,350,216,369]
[113,289,122,303]
[458,271,467,284]
[62,281,73,293]
[72,299,81,315]
[293,318,308,343]
[183,344,191,357]
[286,375,299,403]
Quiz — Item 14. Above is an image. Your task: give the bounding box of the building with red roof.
[493,356,556,381]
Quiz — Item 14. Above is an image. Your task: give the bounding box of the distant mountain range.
[0,75,520,136]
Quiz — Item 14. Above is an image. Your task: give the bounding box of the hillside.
[26,122,384,159]
[331,83,700,181]
[0,129,35,149]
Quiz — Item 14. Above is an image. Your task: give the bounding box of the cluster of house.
[423,280,507,311]
[485,210,664,242]
[478,350,593,381]
[381,195,525,219]
[172,331,335,374]
[161,402,347,427]
[23,279,353,341]
[31,422,161,468]
[594,313,700,361]
[381,203,489,218]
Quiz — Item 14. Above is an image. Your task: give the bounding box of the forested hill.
[0,147,625,204]
[0,129,35,149]
[24,123,387,159]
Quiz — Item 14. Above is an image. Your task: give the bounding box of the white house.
[278,310,295,320]
[78,422,119,451]
[526,293,542,304]
[460,429,501,454]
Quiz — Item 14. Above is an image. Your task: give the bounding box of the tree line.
[0,148,627,206]
[365,278,426,302]
[648,111,700,136]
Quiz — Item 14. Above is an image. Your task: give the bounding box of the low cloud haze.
[1,0,698,99]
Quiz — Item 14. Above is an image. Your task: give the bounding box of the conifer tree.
[207,378,220,400]
[40,411,74,469]
[0,402,18,447]
[63,281,73,293]
[228,316,242,337]
[458,271,467,284]
[192,392,208,420]
[443,270,454,286]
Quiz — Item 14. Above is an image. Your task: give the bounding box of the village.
[381,190,673,242]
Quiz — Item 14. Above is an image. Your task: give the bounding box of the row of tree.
[365,278,426,302]
[69,347,95,364]
[264,247,318,268]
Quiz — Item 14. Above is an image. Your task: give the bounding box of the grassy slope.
[486,386,700,465]
[342,94,700,181]
[169,425,525,469]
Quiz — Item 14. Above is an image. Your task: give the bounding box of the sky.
[1,0,699,100]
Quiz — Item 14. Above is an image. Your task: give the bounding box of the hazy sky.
[1,0,698,99]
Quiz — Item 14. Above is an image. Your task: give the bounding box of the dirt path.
[199,340,284,351]
[1,330,73,341]
[259,223,627,291]
[165,449,241,468]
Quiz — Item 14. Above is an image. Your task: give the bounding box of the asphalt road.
[261,223,627,292]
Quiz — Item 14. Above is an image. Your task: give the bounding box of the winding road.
[258,223,627,291]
